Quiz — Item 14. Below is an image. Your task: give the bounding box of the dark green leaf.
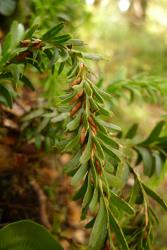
[71,163,88,185]
[82,172,93,208]
[88,198,107,250]
[110,191,135,215]
[51,34,72,43]
[80,132,92,164]
[0,220,63,250]
[97,130,119,149]
[64,151,81,173]
[109,209,129,250]
[142,183,167,212]
[139,121,165,145]
[73,175,88,200]
[58,62,65,75]
[136,146,154,177]
[42,23,64,41]
[125,124,138,139]
[0,84,12,108]
[20,75,35,91]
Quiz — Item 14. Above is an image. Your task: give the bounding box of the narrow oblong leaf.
[110,191,135,215]
[100,120,121,131]
[80,132,92,164]
[109,209,129,250]
[153,152,163,176]
[64,133,80,152]
[82,172,93,208]
[101,143,120,163]
[66,111,81,131]
[64,151,81,173]
[88,197,107,250]
[20,75,35,91]
[0,84,12,108]
[93,137,104,160]
[89,187,99,213]
[84,81,93,96]
[103,172,122,188]
[136,146,154,177]
[51,34,72,43]
[139,121,165,145]
[71,163,88,185]
[142,183,167,212]
[97,130,119,149]
[22,109,44,121]
[125,123,138,139]
[73,175,88,200]
[42,23,64,41]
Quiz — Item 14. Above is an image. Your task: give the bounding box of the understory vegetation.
[0,0,167,250]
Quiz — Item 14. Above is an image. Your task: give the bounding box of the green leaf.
[58,48,69,63]
[82,53,103,61]
[64,151,81,173]
[44,137,52,152]
[58,62,65,75]
[103,172,122,188]
[36,117,50,133]
[85,217,96,229]
[100,120,121,131]
[66,111,81,131]
[110,191,135,215]
[82,172,93,208]
[101,143,120,163]
[51,112,68,123]
[80,132,92,164]
[153,152,163,176]
[136,146,154,177]
[109,209,129,250]
[10,21,25,50]
[0,220,63,250]
[51,34,72,44]
[97,130,119,149]
[84,81,93,96]
[64,133,80,152]
[125,123,138,139]
[22,109,44,121]
[24,24,39,39]
[20,75,35,91]
[129,179,144,205]
[73,175,88,200]
[71,163,88,185]
[142,183,167,212]
[89,96,99,112]
[92,83,111,102]
[93,137,104,160]
[0,84,12,108]
[88,198,107,250]
[90,83,104,104]
[35,135,42,150]
[68,39,85,46]
[2,33,12,55]
[139,121,165,145]
[97,103,110,116]
[89,187,99,213]
[42,23,64,41]
[48,48,59,69]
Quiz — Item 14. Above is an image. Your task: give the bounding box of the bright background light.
[118,0,130,12]
[86,0,95,6]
